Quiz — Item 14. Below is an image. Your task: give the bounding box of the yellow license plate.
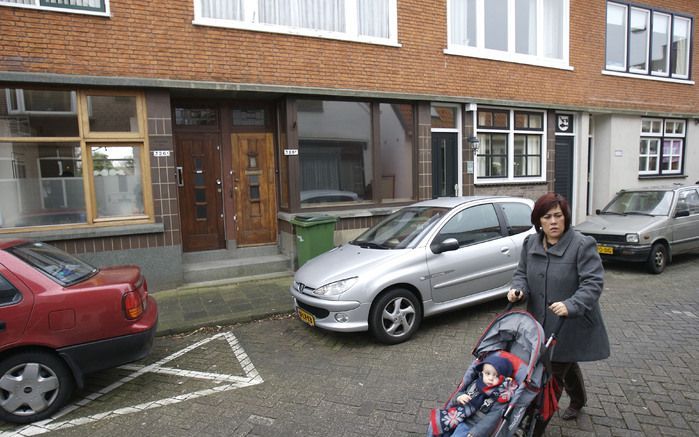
[297,307,315,326]
[597,245,613,255]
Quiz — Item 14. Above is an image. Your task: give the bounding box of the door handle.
[0,321,5,332]
[500,247,511,254]
[176,167,184,187]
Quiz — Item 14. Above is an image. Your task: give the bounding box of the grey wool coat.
[511,228,610,363]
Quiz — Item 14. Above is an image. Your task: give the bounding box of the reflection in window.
[87,95,139,133]
[91,146,144,218]
[435,204,501,246]
[380,103,414,203]
[1,88,79,137]
[0,142,85,228]
[298,100,372,206]
[175,108,218,126]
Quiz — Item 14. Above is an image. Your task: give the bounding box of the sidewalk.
[152,272,296,336]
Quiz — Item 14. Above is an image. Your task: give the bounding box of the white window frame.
[445,0,571,70]
[192,0,399,47]
[474,107,547,185]
[639,118,685,176]
[6,89,78,116]
[0,0,109,16]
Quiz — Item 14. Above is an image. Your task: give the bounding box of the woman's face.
[540,205,566,243]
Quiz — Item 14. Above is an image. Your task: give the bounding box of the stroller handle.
[503,289,523,312]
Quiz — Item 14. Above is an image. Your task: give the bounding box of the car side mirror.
[675,210,690,218]
[431,238,460,254]
[595,209,601,215]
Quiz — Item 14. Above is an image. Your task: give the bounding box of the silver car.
[576,185,699,274]
[289,196,535,344]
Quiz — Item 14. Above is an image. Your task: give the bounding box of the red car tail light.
[123,291,144,320]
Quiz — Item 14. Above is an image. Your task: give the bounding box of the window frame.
[0,88,153,233]
[639,117,686,177]
[192,0,399,47]
[445,0,571,70]
[474,107,547,184]
[0,0,108,16]
[605,1,693,81]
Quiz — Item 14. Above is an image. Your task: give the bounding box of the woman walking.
[507,192,610,435]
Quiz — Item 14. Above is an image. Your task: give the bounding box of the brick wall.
[1,0,697,115]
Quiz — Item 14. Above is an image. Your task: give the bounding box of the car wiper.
[624,211,654,216]
[600,211,625,215]
[353,241,389,249]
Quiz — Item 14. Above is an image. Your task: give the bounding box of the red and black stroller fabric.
[429,310,557,437]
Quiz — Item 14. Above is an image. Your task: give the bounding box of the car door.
[0,265,34,349]
[426,203,516,303]
[672,188,699,253]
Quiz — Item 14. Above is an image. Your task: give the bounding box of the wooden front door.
[175,133,225,252]
[232,133,277,246]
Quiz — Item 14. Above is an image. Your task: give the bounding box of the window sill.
[602,70,694,85]
[0,223,164,242]
[638,174,688,180]
[0,2,109,17]
[444,48,572,71]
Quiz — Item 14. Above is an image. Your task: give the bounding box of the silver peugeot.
[289,196,535,344]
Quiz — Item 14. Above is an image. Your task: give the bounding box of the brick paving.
[2,254,698,436]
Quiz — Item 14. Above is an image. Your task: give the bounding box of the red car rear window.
[8,242,98,286]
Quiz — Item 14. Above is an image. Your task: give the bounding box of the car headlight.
[625,233,639,243]
[313,277,358,296]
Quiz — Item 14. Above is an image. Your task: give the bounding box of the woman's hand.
[507,288,523,302]
[549,301,569,317]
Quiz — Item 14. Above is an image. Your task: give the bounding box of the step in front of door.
[182,254,291,284]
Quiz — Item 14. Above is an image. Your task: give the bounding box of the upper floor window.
[606,2,692,80]
[446,0,570,69]
[0,0,107,15]
[194,0,398,46]
[639,118,686,177]
[475,108,546,183]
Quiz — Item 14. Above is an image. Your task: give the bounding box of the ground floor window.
[295,99,414,208]
[0,87,151,230]
[639,118,686,176]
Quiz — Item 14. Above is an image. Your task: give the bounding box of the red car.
[0,239,158,424]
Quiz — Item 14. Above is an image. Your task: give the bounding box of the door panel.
[232,133,277,246]
[432,132,458,198]
[555,136,574,203]
[175,133,225,252]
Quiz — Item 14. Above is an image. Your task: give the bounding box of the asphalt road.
[3,254,699,437]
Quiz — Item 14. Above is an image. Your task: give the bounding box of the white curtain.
[200,0,243,20]
[450,0,476,47]
[543,0,563,59]
[358,0,388,38]
[672,17,690,77]
[259,0,345,32]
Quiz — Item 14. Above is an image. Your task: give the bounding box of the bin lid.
[291,214,338,226]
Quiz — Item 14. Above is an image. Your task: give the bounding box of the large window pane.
[259,0,345,32]
[200,0,243,20]
[87,95,139,133]
[629,8,649,73]
[543,0,563,59]
[672,17,690,78]
[651,13,670,74]
[91,145,145,217]
[298,100,372,205]
[484,0,508,51]
[380,103,413,203]
[606,3,627,70]
[1,89,79,137]
[450,0,476,47]
[0,141,85,228]
[358,0,388,38]
[516,0,537,55]
[477,134,507,177]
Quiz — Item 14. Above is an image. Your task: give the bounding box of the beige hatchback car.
[575,184,699,273]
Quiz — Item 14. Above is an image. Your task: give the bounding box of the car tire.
[369,288,422,345]
[646,243,668,274]
[0,350,74,424]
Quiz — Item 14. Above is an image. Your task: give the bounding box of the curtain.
[358,0,388,38]
[259,0,345,32]
[543,0,563,59]
[200,0,243,20]
[672,17,690,77]
[450,0,476,47]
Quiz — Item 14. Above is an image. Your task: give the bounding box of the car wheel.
[0,351,74,424]
[369,288,422,345]
[646,243,668,274]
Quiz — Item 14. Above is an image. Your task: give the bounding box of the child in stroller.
[428,309,561,437]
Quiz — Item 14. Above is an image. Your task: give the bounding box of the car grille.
[294,281,316,295]
[582,233,626,244]
[296,300,330,319]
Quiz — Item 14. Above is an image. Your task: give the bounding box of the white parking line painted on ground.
[1,332,263,437]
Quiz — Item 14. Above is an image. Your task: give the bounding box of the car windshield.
[351,207,448,249]
[602,190,674,216]
[8,242,98,286]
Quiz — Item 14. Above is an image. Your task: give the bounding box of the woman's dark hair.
[531,192,571,232]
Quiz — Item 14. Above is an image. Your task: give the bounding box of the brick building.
[1,0,697,289]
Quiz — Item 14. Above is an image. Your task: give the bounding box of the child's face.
[481,363,500,386]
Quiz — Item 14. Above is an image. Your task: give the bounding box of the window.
[194,0,398,45]
[677,188,699,215]
[0,274,22,307]
[434,204,501,247]
[447,0,569,69]
[0,87,152,230]
[639,118,685,176]
[606,2,692,80]
[475,108,545,182]
[296,99,414,208]
[0,0,107,14]
[499,202,533,235]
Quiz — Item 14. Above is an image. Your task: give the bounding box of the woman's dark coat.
[511,228,610,362]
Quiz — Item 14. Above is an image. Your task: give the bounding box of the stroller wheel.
[369,288,422,344]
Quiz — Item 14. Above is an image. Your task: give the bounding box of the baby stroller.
[429,306,564,437]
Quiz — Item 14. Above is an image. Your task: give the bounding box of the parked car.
[575,185,699,274]
[289,196,535,344]
[0,240,158,424]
